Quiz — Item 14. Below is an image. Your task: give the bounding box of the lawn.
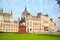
[0,33,60,40]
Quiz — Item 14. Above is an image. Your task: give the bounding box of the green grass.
[0,33,60,40]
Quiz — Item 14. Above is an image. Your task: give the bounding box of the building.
[20,7,57,33]
[0,8,57,33]
[0,9,19,32]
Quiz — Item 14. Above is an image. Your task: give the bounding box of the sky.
[0,0,60,30]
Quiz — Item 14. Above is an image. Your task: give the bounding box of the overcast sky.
[0,0,60,30]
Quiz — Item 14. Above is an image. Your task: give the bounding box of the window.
[14,29,15,31]
[52,29,54,31]
[6,29,7,32]
[0,29,2,31]
[30,24,32,26]
[9,24,10,26]
[0,23,2,27]
[30,21,32,23]
[30,28,32,31]
[8,29,10,31]
[30,22,32,26]
[27,29,29,32]
[27,22,29,25]
[44,27,49,31]
[34,22,38,25]
[3,29,5,30]
[44,21,48,23]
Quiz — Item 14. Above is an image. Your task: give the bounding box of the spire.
[11,10,12,16]
[0,9,3,13]
[2,9,3,13]
[22,6,28,15]
[25,6,27,11]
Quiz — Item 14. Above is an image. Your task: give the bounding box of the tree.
[56,0,60,6]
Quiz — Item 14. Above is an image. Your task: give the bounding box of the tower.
[0,9,3,13]
[11,10,12,16]
[25,6,27,11]
[22,6,29,19]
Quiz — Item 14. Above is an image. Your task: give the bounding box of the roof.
[0,13,12,17]
[22,7,29,15]
[22,11,29,15]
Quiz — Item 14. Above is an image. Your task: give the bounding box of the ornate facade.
[0,8,57,33]
[20,8,57,33]
[0,9,19,32]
